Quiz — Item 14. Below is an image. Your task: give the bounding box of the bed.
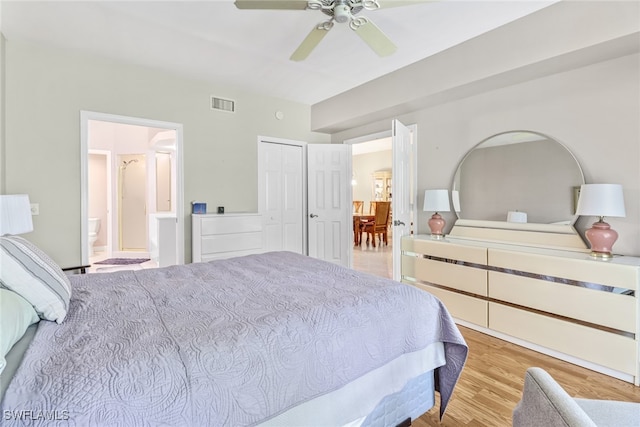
[0,237,467,426]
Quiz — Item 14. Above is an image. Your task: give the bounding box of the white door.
[308,144,351,266]
[392,120,414,281]
[259,141,305,254]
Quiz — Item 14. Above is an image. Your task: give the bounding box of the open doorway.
[350,136,394,278]
[81,111,184,271]
[345,122,417,280]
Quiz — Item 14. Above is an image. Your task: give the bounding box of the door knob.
[394,220,405,226]
[310,213,318,218]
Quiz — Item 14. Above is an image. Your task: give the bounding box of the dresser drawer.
[200,232,262,255]
[411,256,487,296]
[489,303,637,376]
[410,281,488,327]
[199,214,262,235]
[489,248,639,291]
[489,271,636,333]
[404,238,487,265]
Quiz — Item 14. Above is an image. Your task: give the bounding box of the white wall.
[3,40,330,265]
[330,53,640,256]
[319,1,640,256]
[0,32,5,194]
[352,150,392,211]
[312,1,640,133]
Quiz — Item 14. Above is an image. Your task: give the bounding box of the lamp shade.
[423,189,450,213]
[575,184,626,218]
[0,194,34,235]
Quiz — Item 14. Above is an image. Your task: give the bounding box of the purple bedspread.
[1,252,467,426]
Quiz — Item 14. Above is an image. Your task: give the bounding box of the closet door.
[259,141,304,254]
[307,144,351,267]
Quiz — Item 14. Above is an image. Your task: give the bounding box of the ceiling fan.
[234,0,427,61]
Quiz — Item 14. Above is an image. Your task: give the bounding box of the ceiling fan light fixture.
[333,4,351,23]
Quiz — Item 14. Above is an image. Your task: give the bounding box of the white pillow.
[0,289,40,374]
[0,235,72,324]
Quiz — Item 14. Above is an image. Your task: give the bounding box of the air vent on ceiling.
[211,96,235,113]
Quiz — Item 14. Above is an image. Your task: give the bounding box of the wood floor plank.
[417,326,640,426]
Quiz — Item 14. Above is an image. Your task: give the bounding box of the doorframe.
[257,136,308,255]
[80,111,185,266]
[343,123,418,275]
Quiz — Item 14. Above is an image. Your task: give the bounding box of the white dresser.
[192,213,264,262]
[402,233,640,385]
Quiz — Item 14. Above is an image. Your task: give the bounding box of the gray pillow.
[0,235,71,323]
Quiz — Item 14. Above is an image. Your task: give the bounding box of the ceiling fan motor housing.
[333,4,351,23]
[318,0,364,22]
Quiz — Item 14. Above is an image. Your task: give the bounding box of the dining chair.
[362,201,391,247]
[353,200,364,214]
[369,201,377,215]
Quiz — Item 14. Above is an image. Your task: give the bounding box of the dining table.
[353,214,375,246]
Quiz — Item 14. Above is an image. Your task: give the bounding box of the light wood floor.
[352,244,640,426]
[352,235,393,278]
[416,326,640,426]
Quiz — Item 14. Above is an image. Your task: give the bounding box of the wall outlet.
[30,203,39,215]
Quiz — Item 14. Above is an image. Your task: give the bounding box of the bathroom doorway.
[81,111,184,267]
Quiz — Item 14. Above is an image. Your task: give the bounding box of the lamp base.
[428,213,446,239]
[589,251,614,260]
[585,219,618,259]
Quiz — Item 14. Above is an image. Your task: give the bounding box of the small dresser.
[192,213,264,262]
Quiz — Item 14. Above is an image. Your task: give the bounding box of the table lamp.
[575,184,625,258]
[0,194,34,236]
[423,189,450,239]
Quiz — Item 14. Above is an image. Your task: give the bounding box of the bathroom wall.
[88,152,108,249]
[149,130,177,215]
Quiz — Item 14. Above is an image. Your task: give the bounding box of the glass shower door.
[118,154,147,251]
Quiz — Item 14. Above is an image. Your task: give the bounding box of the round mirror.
[452,131,584,227]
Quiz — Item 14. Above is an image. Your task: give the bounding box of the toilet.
[88,218,101,257]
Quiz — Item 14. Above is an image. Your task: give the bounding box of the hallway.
[352,238,393,279]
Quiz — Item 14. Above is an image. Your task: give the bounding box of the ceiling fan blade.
[234,0,309,10]
[352,18,396,57]
[290,22,332,61]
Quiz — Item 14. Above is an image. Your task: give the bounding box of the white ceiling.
[352,137,391,155]
[1,0,556,105]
